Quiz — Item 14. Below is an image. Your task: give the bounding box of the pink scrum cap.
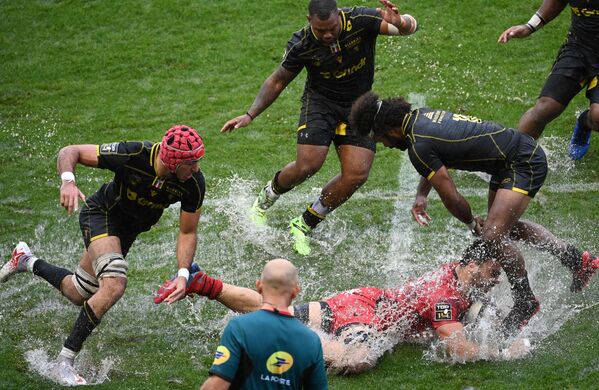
[159,125,204,173]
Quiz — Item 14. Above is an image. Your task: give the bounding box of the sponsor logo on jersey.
[266,351,294,374]
[571,6,599,17]
[434,303,452,321]
[344,36,362,50]
[212,345,230,365]
[320,56,367,79]
[261,374,291,386]
[126,188,169,209]
[100,142,119,154]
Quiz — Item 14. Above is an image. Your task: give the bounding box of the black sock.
[302,207,325,229]
[578,110,591,131]
[64,301,101,353]
[558,245,582,270]
[510,277,535,302]
[32,259,73,291]
[271,171,293,195]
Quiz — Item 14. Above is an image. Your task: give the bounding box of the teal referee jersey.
[208,309,328,389]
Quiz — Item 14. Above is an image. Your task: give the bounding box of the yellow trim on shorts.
[427,171,436,180]
[297,124,307,132]
[512,187,529,195]
[90,233,109,242]
[335,122,347,136]
[589,76,598,90]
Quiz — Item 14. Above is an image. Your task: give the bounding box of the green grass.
[1,0,599,388]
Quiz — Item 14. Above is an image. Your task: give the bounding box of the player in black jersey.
[349,91,599,337]
[498,0,599,160]
[0,125,206,386]
[220,0,418,255]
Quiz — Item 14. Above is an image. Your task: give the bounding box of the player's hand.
[163,276,188,304]
[411,196,431,226]
[220,113,253,133]
[154,278,176,304]
[377,0,402,26]
[60,182,86,216]
[497,25,533,43]
[470,216,484,236]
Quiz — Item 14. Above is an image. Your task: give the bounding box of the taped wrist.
[526,12,546,32]
[187,272,223,299]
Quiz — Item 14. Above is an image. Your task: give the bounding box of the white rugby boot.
[0,241,37,283]
[54,359,87,386]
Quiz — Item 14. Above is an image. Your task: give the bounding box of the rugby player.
[348,91,599,336]
[0,125,206,386]
[155,241,533,374]
[220,0,418,255]
[498,0,599,160]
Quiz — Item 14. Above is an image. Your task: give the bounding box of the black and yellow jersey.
[281,7,382,102]
[91,141,205,227]
[567,0,599,50]
[402,108,522,180]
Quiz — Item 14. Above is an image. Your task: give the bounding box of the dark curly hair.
[349,91,412,138]
[460,239,497,266]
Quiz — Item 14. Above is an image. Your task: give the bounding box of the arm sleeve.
[180,172,206,213]
[354,7,383,35]
[97,141,142,172]
[281,30,306,74]
[208,320,243,382]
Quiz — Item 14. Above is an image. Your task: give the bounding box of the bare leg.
[588,102,599,131]
[276,144,329,190]
[319,145,374,211]
[518,96,566,139]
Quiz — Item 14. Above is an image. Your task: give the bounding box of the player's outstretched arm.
[498,0,568,43]
[220,66,298,133]
[57,144,97,215]
[377,0,417,36]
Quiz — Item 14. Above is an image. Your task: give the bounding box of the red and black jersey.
[324,263,472,336]
[567,0,599,51]
[91,141,205,227]
[281,7,382,103]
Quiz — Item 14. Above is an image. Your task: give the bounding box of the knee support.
[92,252,128,280]
[72,265,99,300]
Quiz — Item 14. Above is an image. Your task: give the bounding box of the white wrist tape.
[60,171,75,183]
[526,12,545,32]
[178,268,190,281]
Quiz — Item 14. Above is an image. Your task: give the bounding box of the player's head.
[349,91,412,149]
[257,258,300,302]
[159,125,204,181]
[460,240,502,293]
[308,0,340,43]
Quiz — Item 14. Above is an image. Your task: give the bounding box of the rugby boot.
[569,112,592,160]
[154,262,201,303]
[0,241,37,283]
[502,296,540,337]
[289,216,312,256]
[570,251,599,292]
[249,181,279,226]
[54,359,87,386]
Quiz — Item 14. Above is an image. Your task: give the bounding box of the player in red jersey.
[155,241,533,374]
